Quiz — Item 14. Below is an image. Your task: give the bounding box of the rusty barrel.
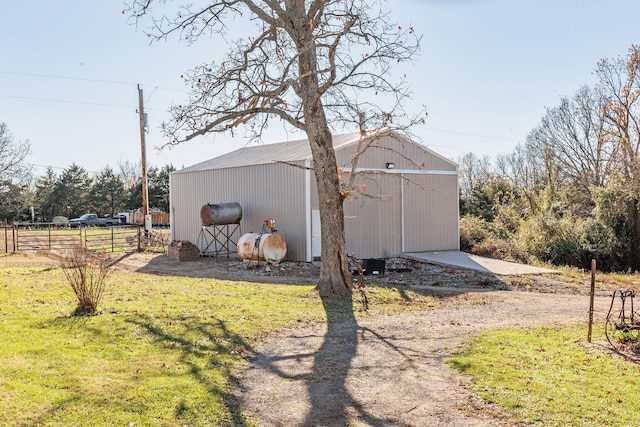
[237,232,287,264]
[200,202,242,226]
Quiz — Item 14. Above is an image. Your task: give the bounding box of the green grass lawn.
[5,253,639,426]
[0,255,436,426]
[449,326,640,426]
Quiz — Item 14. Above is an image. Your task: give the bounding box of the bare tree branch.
[125,0,422,296]
[0,122,31,185]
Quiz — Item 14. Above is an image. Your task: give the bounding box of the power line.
[0,69,186,93]
[0,94,133,109]
[0,94,169,112]
[425,143,510,156]
[28,163,101,175]
[0,70,137,86]
[0,70,522,156]
[0,69,184,110]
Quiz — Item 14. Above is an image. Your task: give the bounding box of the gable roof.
[174,130,456,174]
[175,132,359,173]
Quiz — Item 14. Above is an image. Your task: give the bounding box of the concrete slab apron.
[403,251,557,275]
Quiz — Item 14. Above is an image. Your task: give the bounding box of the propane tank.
[237,232,287,264]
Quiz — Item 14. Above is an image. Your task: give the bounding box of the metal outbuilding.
[169,130,460,262]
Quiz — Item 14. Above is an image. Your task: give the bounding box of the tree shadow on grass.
[127,315,252,426]
[127,301,380,426]
[122,282,514,426]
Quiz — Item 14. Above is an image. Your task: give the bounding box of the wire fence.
[2,223,169,254]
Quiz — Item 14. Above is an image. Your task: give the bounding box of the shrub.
[60,248,110,316]
[514,214,583,267]
[459,215,514,259]
[459,215,490,251]
[576,219,612,267]
[470,237,522,262]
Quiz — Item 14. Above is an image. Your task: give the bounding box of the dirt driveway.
[237,290,609,427]
[106,253,612,426]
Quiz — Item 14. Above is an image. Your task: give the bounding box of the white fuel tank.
[237,232,287,264]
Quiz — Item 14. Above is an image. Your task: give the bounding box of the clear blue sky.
[2,0,639,177]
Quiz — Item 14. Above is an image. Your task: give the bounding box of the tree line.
[459,44,640,272]
[0,124,174,223]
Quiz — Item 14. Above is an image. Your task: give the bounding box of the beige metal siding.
[171,131,459,262]
[340,173,459,258]
[334,134,457,172]
[171,163,308,261]
[343,174,402,258]
[402,174,460,252]
[333,133,458,257]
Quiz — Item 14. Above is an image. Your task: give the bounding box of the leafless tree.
[494,143,545,212]
[118,159,142,190]
[0,122,31,186]
[595,44,640,263]
[526,85,611,192]
[126,0,422,296]
[0,123,32,221]
[457,152,491,199]
[596,45,640,194]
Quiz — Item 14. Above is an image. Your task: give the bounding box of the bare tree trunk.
[306,124,353,296]
[631,198,640,269]
[296,30,353,296]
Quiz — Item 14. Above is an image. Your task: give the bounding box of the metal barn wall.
[170,162,308,261]
[309,133,459,259]
[170,132,459,262]
[340,173,459,258]
[401,174,460,252]
[342,174,403,258]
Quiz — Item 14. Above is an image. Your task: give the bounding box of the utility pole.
[137,84,150,233]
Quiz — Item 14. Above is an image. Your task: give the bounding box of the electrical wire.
[0,69,186,93]
[0,94,169,112]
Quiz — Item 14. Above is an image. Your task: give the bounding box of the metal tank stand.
[197,224,240,258]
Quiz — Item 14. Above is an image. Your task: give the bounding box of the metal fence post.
[588,259,596,343]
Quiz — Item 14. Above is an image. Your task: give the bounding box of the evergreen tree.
[90,167,125,216]
[34,167,58,221]
[148,164,175,212]
[53,164,92,219]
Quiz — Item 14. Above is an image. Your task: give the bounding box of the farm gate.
[8,224,146,253]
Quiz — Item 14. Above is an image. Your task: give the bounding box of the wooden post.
[588,259,596,342]
[137,85,149,230]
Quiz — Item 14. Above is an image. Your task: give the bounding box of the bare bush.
[144,229,169,253]
[471,237,520,262]
[60,248,110,316]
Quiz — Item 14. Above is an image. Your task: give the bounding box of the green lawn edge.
[448,325,640,426]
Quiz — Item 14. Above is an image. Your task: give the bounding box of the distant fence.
[129,212,170,227]
[0,226,15,254]
[2,223,170,254]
